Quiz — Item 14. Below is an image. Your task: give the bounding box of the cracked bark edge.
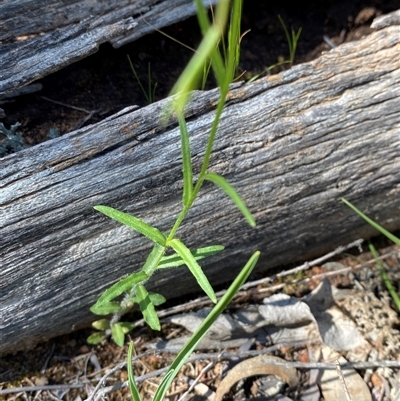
[215,355,298,401]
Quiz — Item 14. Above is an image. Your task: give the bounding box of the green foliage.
[342,198,400,313]
[127,251,260,401]
[247,15,302,83]
[88,1,259,387]
[278,15,302,67]
[341,198,400,245]
[127,55,157,104]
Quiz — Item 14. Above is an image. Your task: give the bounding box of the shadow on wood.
[1,17,400,355]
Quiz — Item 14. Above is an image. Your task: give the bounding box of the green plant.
[247,15,302,83]
[278,15,302,67]
[127,55,157,104]
[341,198,400,312]
[128,251,259,401]
[88,0,257,350]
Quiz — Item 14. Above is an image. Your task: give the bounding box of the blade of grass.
[341,198,400,245]
[369,242,400,313]
[170,0,230,112]
[193,0,227,86]
[225,0,243,86]
[127,342,142,401]
[204,173,255,227]
[152,251,260,401]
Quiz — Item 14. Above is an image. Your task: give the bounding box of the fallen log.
[1,21,400,355]
[0,0,216,98]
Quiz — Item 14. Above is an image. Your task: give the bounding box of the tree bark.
[0,0,216,98]
[1,22,399,355]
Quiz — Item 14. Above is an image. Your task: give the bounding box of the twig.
[85,350,155,401]
[40,342,55,373]
[336,359,352,401]
[258,249,399,294]
[234,360,400,369]
[39,96,100,130]
[177,360,215,401]
[85,342,311,400]
[0,384,84,396]
[131,240,397,329]
[323,35,337,48]
[85,341,400,401]
[39,96,95,113]
[240,238,364,290]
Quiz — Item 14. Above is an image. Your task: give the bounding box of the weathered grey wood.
[1,25,400,355]
[0,0,216,98]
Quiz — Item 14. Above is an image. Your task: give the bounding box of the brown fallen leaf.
[215,355,298,401]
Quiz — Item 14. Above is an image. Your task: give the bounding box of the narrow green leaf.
[94,205,166,246]
[142,243,166,276]
[153,251,260,401]
[111,323,125,347]
[168,238,217,303]
[127,342,142,401]
[87,332,106,345]
[149,292,166,306]
[153,370,175,401]
[92,319,110,331]
[369,243,400,312]
[90,302,121,315]
[225,0,243,86]
[193,0,229,87]
[136,284,161,331]
[204,173,256,227]
[178,114,193,206]
[93,271,148,307]
[341,198,400,245]
[119,322,135,334]
[169,0,229,113]
[158,245,225,268]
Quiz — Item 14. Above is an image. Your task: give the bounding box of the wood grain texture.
[1,24,400,355]
[0,0,217,98]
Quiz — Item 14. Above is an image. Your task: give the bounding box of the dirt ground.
[1,0,400,400]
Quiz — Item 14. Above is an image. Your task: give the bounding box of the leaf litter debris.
[0,239,399,401]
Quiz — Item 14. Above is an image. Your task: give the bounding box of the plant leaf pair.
[159,245,224,268]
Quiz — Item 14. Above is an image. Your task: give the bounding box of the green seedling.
[127,55,157,104]
[247,15,302,83]
[278,15,302,67]
[89,0,257,351]
[342,198,400,312]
